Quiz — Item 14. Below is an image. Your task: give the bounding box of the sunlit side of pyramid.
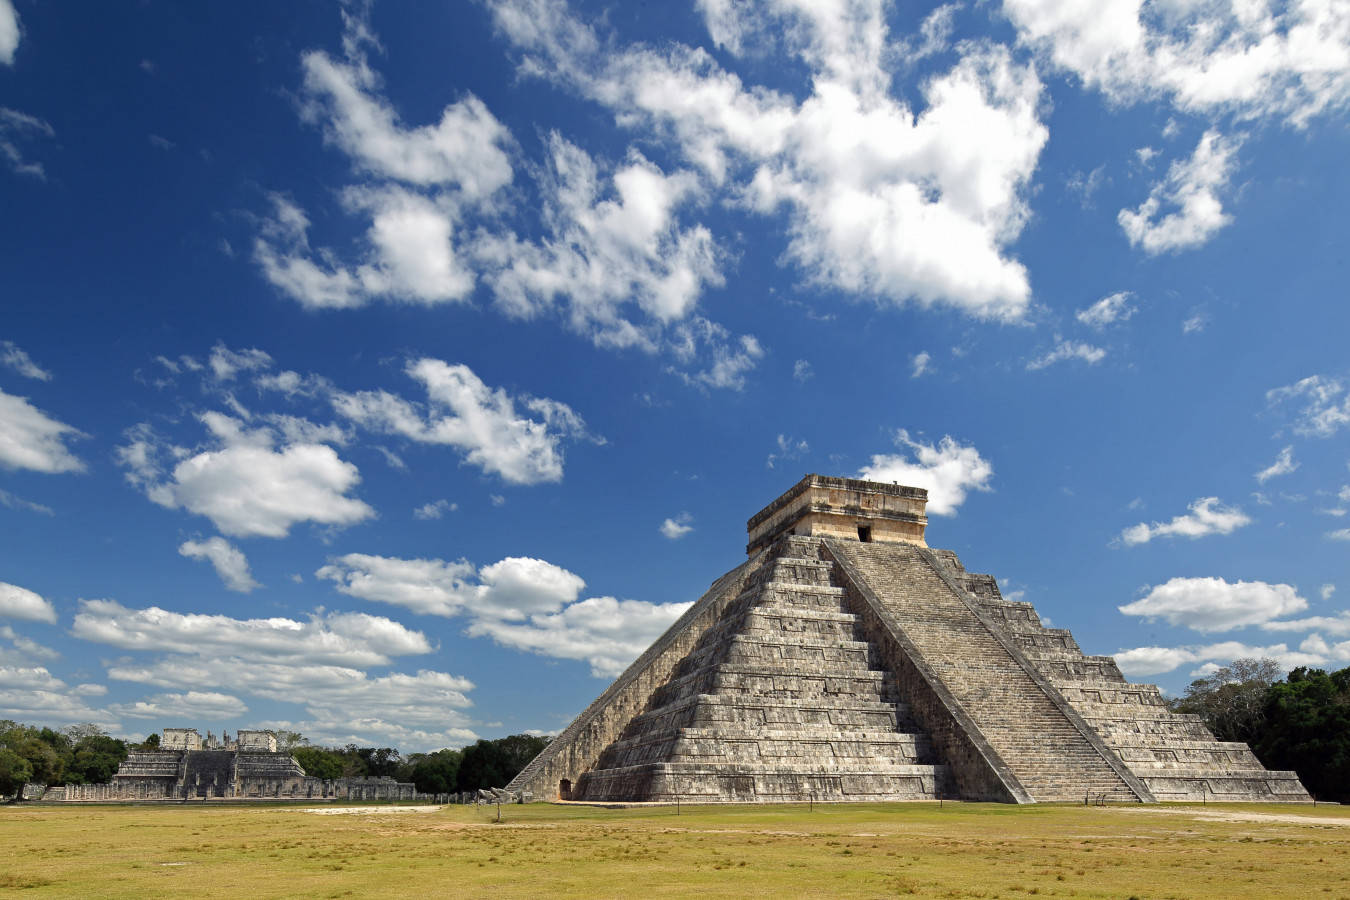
[508,476,1310,804]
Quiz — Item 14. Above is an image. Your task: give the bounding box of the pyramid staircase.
[937,553,1310,802]
[572,536,947,802]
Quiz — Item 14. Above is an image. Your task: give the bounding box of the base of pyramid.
[573,761,948,803]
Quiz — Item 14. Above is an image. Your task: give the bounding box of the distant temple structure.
[45,728,421,802]
[509,475,1311,804]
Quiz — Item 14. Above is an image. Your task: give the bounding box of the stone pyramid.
[508,476,1309,804]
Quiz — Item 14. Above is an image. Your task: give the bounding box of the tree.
[1169,657,1283,744]
[0,748,33,798]
[139,733,160,750]
[455,734,550,791]
[68,735,127,784]
[1254,666,1350,803]
[293,747,345,781]
[409,749,462,794]
[273,730,307,753]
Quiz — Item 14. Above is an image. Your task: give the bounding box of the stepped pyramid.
[508,476,1310,804]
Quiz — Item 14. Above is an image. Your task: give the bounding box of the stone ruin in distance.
[508,475,1310,804]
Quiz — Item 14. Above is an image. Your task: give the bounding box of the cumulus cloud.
[1118,130,1240,253]
[911,351,932,378]
[1113,640,1323,677]
[179,536,261,593]
[0,625,58,666]
[1003,0,1350,128]
[1118,496,1251,546]
[1255,445,1298,484]
[1118,576,1307,632]
[660,512,694,540]
[107,658,476,751]
[1025,337,1106,370]
[667,318,764,391]
[0,389,85,473]
[0,0,18,66]
[208,344,272,382]
[1329,528,1350,542]
[1075,291,1135,329]
[317,550,687,676]
[792,359,813,383]
[477,134,724,349]
[413,498,457,520]
[108,691,249,721]
[72,599,431,667]
[0,580,57,623]
[858,430,993,516]
[0,665,115,729]
[332,358,593,484]
[116,412,374,538]
[1267,375,1350,438]
[1,341,51,380]
[489,0,1048,321]
[467,595,691,677]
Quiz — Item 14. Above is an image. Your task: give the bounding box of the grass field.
[2,801,1348,898]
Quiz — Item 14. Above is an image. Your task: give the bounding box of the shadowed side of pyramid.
[507,475,1311,804]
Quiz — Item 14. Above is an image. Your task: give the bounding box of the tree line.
[1,721,551,799]
[1168,658,1350,802]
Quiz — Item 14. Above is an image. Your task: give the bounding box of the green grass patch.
[2,801,1347,898]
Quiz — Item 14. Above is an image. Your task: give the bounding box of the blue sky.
[1,0,1348,752]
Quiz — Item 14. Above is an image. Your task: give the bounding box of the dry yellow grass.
[2,800,1348,898]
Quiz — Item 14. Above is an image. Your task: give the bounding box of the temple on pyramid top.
[509,476,1310,805]
[746,474,929,556]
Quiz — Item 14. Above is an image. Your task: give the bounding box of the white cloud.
[0,488,52,515]
[1118,576,1307,632]
[468,595,692,678]
[1,341,51,380]
[413,499,457,520]
[108,658,476,750]
[0,388,84,473]
[668,320,764,392]
[1329,528,1350,542]
[1255,445,1298,484]
[1025,337,1106,370]
[317,550,687,677]
[490,0,1048,321]
[858,430,993,516]
[1113,640,1321,677]
[766,433,808,470]
[477,134,724,348]
[0,625,58,665]
[1075,291,1135,329]
[660,513,694,540]
[208,344,272,381]
[117,413,374,538]
[332,358,592,485]
[179,537,261,593]
[1118,496,1252,546]
[108,691,249,721]
[1264,612,1350,637]
[1118,130,1240,253]
[0,107,53,179]
[299,45,512,197]
[1267,375,1350,438]
[0,0,18,66]
[1182,311,1208,334]
[792,359,814,383]
[0,665,116,729]
[1322,584,1337,602]
[1003,0,1350,128]
[73,599,431,667]
[317,553,584,620]
[0,580,57,623]
[911,351,932,378]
